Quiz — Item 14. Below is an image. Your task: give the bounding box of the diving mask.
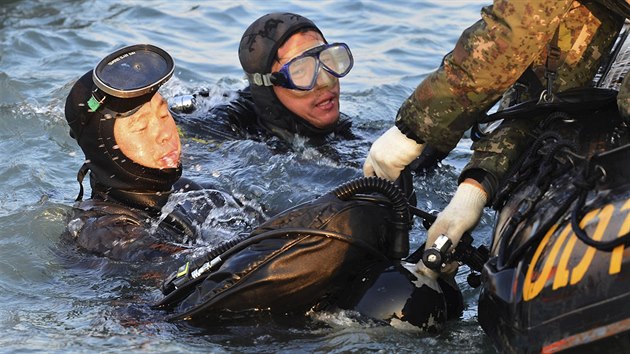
[88,44,174,113]
[248,43,353,91]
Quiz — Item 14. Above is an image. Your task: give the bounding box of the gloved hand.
[425,179,487,252]
[363,126,424,181]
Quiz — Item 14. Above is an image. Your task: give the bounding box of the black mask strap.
[75,163,90,202]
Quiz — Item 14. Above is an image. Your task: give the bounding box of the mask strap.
[75,163,90,202]
[246,72,274,87]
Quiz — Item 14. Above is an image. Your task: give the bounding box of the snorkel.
[65,44,181,211]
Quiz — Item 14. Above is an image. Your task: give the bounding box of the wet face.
[272,30,341,129]
[113,93,181,169]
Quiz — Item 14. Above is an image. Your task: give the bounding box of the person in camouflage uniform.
[363,0,629,269]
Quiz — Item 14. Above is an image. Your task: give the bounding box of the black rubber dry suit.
[155,177,465,332]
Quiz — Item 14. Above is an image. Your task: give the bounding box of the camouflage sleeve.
[462,117,538,193]
[462,1,623,197]
[397,0,574,153]
[397,0,623,199]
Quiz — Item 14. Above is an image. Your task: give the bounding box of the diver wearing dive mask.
[62,44,217,263]
[248,42,353,91]
[170,12,356,145]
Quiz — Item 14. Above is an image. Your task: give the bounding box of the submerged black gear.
[65,70,181,210]
[238,12,340,139]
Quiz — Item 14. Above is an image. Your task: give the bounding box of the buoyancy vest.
[592,0,630,18]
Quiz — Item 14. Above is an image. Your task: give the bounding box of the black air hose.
[332,176,411,259]
[159,232,252,296]
[570,151,630,251]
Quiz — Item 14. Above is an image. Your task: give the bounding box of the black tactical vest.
[593,0,630,18]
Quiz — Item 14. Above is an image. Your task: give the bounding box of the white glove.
[363,126,424,181]
[425,180,487,251]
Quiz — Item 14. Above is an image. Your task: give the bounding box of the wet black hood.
[238,12,341,139]
[64,70,181,206]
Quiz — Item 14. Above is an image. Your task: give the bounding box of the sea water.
[0,0,497,352]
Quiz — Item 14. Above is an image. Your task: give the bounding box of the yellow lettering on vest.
[554,209,599,289]
[549,224,578,290]
[570,205,613,285]
[611,199,630,274]
[523,224,559,301]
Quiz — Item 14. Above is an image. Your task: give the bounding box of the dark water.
[0,0,498,352]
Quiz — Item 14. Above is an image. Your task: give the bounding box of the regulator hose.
[570,145,630,251]
[332,176,411,259]
[159,232,252,296]
[154,227,389,309]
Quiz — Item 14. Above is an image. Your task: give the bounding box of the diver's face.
[272,30,340,129]
[113,93,181,169]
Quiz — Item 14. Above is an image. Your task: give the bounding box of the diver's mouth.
[316,98,334,108]
[315,93,336,109]
[159,150,180,169]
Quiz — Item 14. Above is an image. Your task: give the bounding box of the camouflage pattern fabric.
[396,0,624,195]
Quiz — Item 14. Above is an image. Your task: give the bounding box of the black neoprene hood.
[237,12,340,138]
[65,69,181,198]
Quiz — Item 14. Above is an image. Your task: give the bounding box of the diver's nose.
[156,115,174,144]
[156,125,172,145]
[315,68,335,89]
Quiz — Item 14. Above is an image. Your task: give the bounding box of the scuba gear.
[64,44,181,210]
[478,88,630,352]
[238,12,346,138]
[92,44,173,99]
[154,176,484,331]
[421,232,489,288]
[169,94,197,114]
[74,44,175,132]
[154,176,412,323]
[63,185,240,264]
[172,14,354,144]
[252,42,353,91]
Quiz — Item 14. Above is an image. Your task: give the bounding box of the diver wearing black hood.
[171,12,355,145]
[62,44,212,262]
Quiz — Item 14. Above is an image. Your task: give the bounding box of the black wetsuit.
[65,199,193,262]
[63,177,216,263]
[172,86,355,146]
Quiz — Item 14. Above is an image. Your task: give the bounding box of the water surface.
[0,1,497,352]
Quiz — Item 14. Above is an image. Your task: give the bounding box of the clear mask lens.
[277,43,353,91]
[319,45,352,77]
[288,56,318,88]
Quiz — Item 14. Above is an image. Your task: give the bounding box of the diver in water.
[172,12,355,146]
[173,12,446,170]
[62,44,240,263]
[61,45,466,332]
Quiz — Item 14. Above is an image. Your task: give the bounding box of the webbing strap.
[541,28,561,102]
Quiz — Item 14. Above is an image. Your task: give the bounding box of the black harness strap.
[75,163,90,202]
[541,28,561,103]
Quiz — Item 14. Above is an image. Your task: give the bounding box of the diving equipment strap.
[541,27,561,103]
[75,163,90,202]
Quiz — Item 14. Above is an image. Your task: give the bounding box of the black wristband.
[395,115,424,144]
[458,168,497,205]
